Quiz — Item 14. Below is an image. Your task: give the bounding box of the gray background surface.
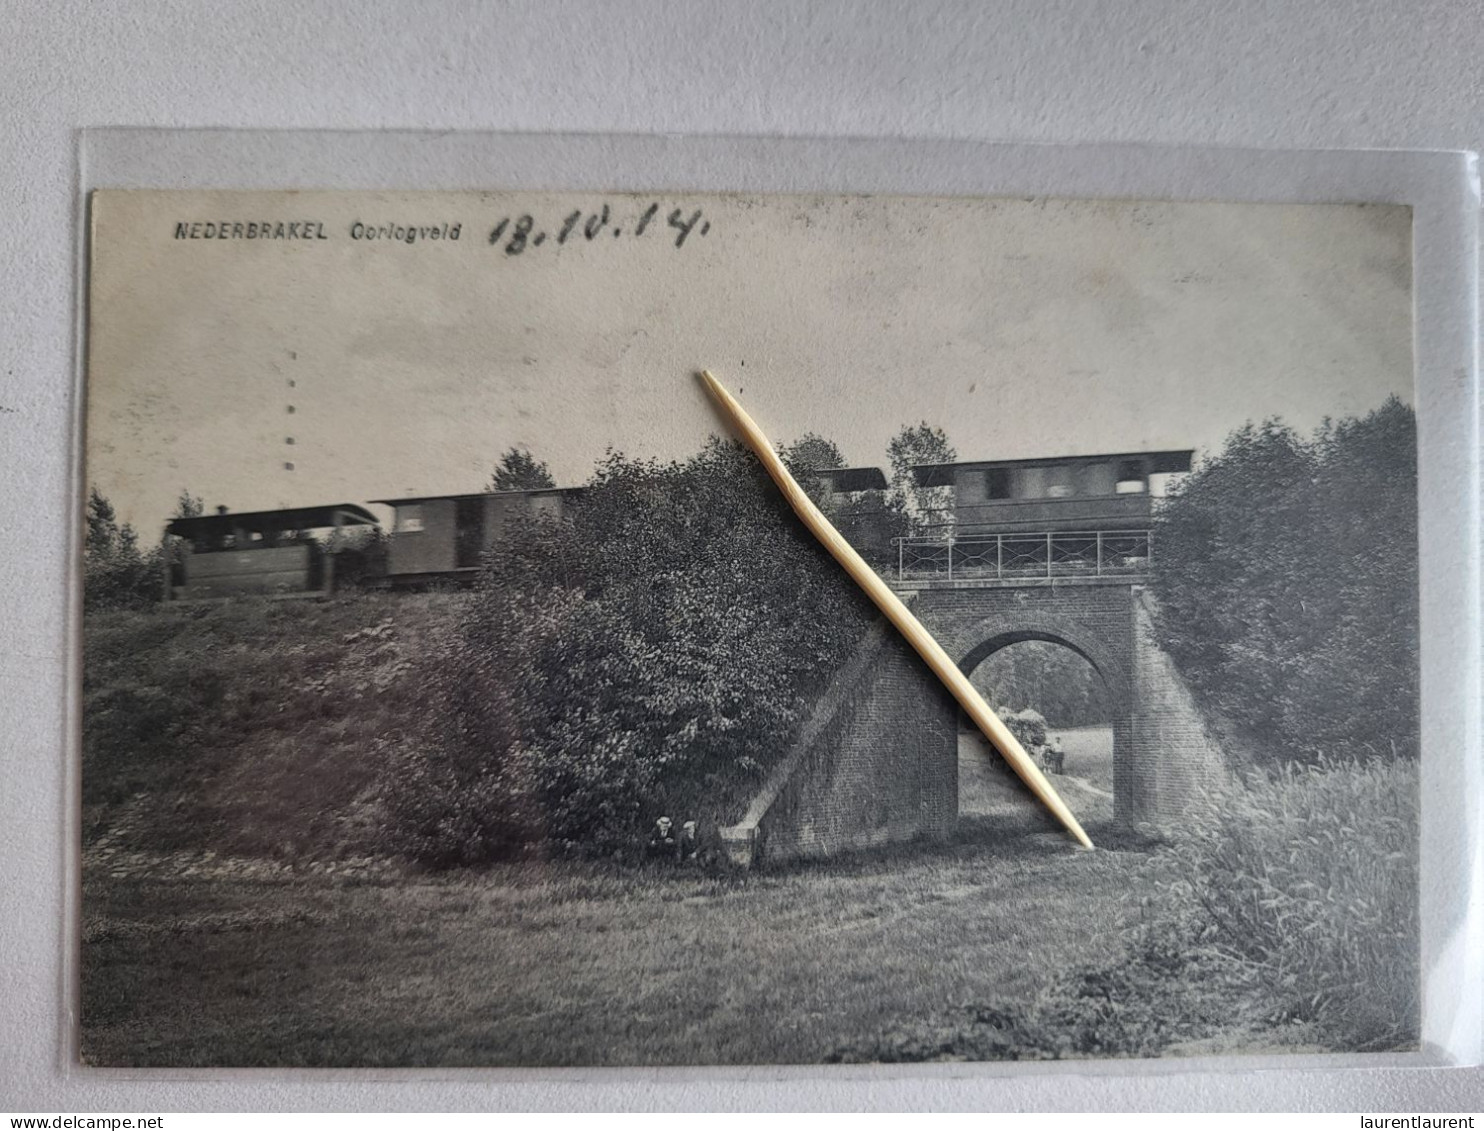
[4,0,1482,1113]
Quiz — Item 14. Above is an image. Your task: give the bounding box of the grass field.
[84,597,1166,1067]
[80,598,1419,1066]
[82,826,1178,1067]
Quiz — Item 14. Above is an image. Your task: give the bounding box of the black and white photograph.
[80,188,1420,1067]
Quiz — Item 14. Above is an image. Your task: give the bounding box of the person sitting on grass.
[679,820,700,863]
[647,815,677,860]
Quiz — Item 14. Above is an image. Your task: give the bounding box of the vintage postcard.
[82,189,1418,1066]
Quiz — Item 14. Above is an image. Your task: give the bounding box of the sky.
[86,190,1413,534]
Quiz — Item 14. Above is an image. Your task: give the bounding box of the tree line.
[1148,396,1418,765]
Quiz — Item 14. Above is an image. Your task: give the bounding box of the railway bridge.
[721,500,1227,867]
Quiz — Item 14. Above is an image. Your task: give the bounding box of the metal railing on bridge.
[891,530,1153,584]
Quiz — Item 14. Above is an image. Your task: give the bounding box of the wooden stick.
[699,370,1094,850]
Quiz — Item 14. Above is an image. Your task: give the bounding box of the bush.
[1150,399,1418,765]
[387,440,877,865]
[84,488,161,611]
[996,707,1047,751]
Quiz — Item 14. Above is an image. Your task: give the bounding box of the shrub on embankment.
[84,488,163,612]
[1150,399,1418,767]
[385,440,878,866]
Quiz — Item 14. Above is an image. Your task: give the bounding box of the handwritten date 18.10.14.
[487,203,711,255]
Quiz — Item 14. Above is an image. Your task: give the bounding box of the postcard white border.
[63,130,1481,1104]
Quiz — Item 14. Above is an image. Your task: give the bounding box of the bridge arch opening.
[956,635,1117,826]
[958,629,1104,682]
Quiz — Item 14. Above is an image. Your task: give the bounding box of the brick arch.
[949,612,1131,703]
[721,585,1227,864]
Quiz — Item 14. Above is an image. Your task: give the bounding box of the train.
[161,449,1193,600]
